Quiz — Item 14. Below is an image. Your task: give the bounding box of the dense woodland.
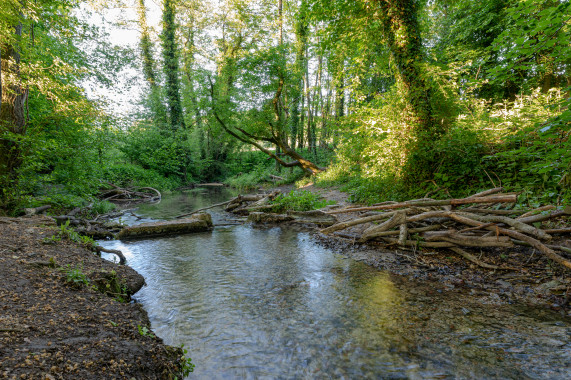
[0,0,570,214]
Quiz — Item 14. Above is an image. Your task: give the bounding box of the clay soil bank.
[0,216,185,380]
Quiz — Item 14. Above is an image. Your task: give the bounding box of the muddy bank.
[259,184,571,315]
[0,216,187,379]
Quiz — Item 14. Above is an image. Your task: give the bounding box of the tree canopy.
[0,0,569,213]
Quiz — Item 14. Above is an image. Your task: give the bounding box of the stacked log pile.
[319,188,571,271]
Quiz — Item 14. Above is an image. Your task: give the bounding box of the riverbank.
[0,216,186,379]
[267,184,571,316]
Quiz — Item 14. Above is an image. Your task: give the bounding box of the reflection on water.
[100,192,571,379]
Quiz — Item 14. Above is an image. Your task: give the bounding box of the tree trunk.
[162,0,186,130]
[137,0,167,124]
[373,0,440,140]
[0,19,28,196]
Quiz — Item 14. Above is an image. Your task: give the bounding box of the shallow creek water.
[99,189,571,379]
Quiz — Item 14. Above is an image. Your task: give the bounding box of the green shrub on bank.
[225,161,305,190]
[270,190,335,212]
[316,88,570,206]
[102,163,182,190]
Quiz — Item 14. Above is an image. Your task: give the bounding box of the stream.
[99,189,571,379]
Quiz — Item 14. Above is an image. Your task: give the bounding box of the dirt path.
[0,216,185,379]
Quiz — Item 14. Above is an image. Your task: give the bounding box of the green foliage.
[102,163,181,191]
[91,199,117,216]
[43,220,96,248]
[482,89,571,205]
[179,344,195,376]
[319,87,570,205]
[0,0,133,214]
[489,0,571,91]
[137,325,156,338]
[94,270,130,303]
[270,190,335,212]
[2,0,568,218]
[161,0,185,130]
[119,122,199,184]
[224,159,305,190]
[60,264,90,288]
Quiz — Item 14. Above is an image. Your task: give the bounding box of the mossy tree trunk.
[373,0,441,141]
[137,0,167,125]
[162,0,186,130]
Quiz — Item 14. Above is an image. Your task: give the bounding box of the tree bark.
[137,0,167,124]
[162,0,186,130]
[372,0,442,149]
[0,18,28,196]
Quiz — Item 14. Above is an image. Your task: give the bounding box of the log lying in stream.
[319,188,571,271]
[117,213,213,240]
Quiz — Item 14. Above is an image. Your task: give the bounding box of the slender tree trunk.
[183,20,202,130]
[275,0,284,172]
[332,63,344,147]
[137,0,167,124]
[0,19,28,195]
[310,43,322,157]
[296,2,308,150]
[304,41,313,154]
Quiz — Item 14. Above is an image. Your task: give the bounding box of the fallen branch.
[356,224,442,238]
[327,194,518,214]
[24,205,51,216]
[456,212,552,241]
[175,200,232,219]
[517,205,556,219]
[511,240,571,256]
[423,230,513,248]
[467,187,505,198]
[543,227,571,234]
[321,211,397,235]
[360,211,407,242]
[135,187,162,199]
[517,209,570,224]
[447,213,571,270]
[449,247,501,270]
[94,246,126,265]
[459,208,527,216]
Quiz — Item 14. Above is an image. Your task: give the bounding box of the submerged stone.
[117,213,213,240]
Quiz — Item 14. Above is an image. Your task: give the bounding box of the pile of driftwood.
[175,191,282,218]
[98,182,161,203]
[320,188,571,271]
[174,191,338,226]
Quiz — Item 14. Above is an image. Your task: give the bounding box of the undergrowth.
[315,88,570,206]
[270,190,335,212]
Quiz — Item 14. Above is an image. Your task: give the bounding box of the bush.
[482,89,571,205]
[102,163,182,191]
[224,160,305,190]
[270,190,335,212]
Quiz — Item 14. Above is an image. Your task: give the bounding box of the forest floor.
[271,183,571,317]
[0,216,184,380]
